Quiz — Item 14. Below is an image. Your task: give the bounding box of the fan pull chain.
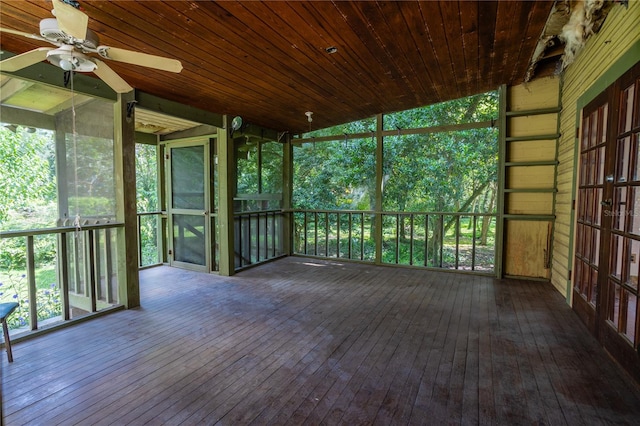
[70,70,82,238]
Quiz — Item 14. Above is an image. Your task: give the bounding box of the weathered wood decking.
[3,257,640,425]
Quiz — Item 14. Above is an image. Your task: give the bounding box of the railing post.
[455,215,461,269]
[314,212,318,256]
[348,213,353,259]
[26,235,38,331]
[94,229,103,302]
[72,233,81,293]
[105,228,114,303]
[325,213,329,257]
[424,214,429,267]
[472,215,478,271]
[58,233,71,320]
[271,212,276,258]
[360,213,365,260]
[337,213,341,258]
[439,214,444,268]
[87,230,97,313]
[410,214,414,266]
[263,212,268,261]
[303,211,308,255]
[137,215,143,268]
[256,213,261,263]
[237,216,242,268]
[395,214,400,264]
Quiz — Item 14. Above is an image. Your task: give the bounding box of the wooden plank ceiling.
[0,0,554,134]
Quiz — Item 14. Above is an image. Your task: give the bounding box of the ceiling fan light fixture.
[47,46,96,72]
[58,58,75,71]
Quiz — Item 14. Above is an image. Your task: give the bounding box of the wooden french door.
[574,91,608,334]
[574,62,640,380]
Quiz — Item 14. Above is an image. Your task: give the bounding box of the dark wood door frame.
[573,89,611,337]
[573,62,640,382]
[574,62,640,383]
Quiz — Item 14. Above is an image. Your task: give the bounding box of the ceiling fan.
[0,0,183,93]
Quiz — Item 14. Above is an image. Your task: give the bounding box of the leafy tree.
[293,137,376,211]
[136,143,158,213]
[235,138,283,211]
[135,143,159,266]
[0,126,56,225]
[292,91,499,260]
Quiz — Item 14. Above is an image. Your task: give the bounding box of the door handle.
[601,199,612,207]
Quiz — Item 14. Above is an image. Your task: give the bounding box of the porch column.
[218,116,236,276]
[115,91,140,307]
[374,113,384,264]
[282,133,293,255]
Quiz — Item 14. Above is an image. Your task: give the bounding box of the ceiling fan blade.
[0,27,49,42]
[53,0,88,40]
[92,59,133,93]
[0,48,53,72]
[98,46,183,73]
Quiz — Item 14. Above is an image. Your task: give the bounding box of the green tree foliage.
[136,143,158,213]
[236,139,259,195]
[292,91,499,267]
[384,92,498,129]
[383,127,498,213]
[293,91,499,215]
[261,141,283,195]
[293,137,376,210]
[136,143,160,266]
[0,126,58,273]
[0,126,56,225]
[235,138,283,211]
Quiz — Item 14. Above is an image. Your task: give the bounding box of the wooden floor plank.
[2,257,640,425]
[407,273,457,423]
[373,270,439,424]
[510,279,565,425]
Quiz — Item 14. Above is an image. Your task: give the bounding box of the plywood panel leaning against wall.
[503,76,561,279]
[554,1,640,300]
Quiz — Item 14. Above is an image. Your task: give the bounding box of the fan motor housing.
[39,18,99,50]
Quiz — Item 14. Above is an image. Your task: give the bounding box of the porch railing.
[293,210,496,273]
[0,222,124,333]
[293,210,376,261]
[234,209,285,269]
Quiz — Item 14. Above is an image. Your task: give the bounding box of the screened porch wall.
[290,98,500,275]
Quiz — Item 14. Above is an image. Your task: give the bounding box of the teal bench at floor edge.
[0,302,19,362]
